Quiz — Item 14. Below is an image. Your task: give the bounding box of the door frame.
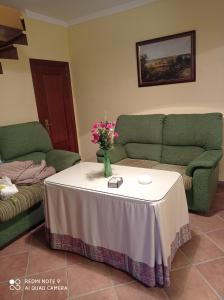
[29,58,79,152]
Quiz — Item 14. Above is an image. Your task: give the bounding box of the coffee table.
[44,162,191,287]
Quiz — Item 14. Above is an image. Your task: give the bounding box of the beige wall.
[0,18,70,126]
[68,0,224,179]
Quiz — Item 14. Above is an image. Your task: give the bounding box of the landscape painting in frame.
[136,31,196,87]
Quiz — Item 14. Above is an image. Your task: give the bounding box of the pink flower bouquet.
[91,120,119,177]
[91,121,119,151]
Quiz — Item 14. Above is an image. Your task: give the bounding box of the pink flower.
[91,132,100,144]
[92,122,99,129]
[92,139,98,144]
[93,132,100,141]
[100,122,106,128]
[92,139,99,144]
[91,120,118,148]
[114,132,119,138]
[106,123,112,129]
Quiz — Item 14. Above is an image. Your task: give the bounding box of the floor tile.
[0,252,28,282]
[210,194,224,214]
[115,282,167,300]
[30,225,49,251]
[23,268,68,300]
[0,232,32,257]
[28,224,67,275]
[180,233,224,264]
[75,288,117,300]
[171,249,190,269]
[0,280,23,300]
[109,268,133,285]
[207,229,224,250]
[68,261,113,298]
[189,213,224,234]
[197,258,224,298]
[165,266,219,300]
[27,247,66,275]
[67,252,91,266]
[218,210,224,219]
[209,183,224,214]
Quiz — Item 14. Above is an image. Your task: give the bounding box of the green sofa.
[0,121,81,248]
[97,113,223,213]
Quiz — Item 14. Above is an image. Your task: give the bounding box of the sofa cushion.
[0,182,43,223]
[161,146,204,166]
[116,158,159,169]
[124,143,161,161]
[152,163,192,190]
[115,114,165,145]
[163,113,223,150]
[115,158,192,190]
[0,122,53,161]
[46,150,81,172]
[8,152,46,164]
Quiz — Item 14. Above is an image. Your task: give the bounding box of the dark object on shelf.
[0,44,18,59]
[108,177,123,188]
[0,18,28,73]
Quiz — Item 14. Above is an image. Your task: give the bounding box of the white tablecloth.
[44,162,191,286]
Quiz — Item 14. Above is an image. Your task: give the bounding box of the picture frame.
[136,31,196,87]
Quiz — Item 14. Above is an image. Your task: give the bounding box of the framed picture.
[136,31,196,87]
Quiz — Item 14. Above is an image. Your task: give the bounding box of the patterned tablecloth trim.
[46,224,191,287]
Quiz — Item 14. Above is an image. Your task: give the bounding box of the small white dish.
[138,175,152,185]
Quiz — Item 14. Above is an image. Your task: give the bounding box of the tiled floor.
[0,184,224,300]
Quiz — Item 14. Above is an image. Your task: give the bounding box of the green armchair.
[0,121,80,248]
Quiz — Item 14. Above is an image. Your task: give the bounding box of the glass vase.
[103,150,112,178]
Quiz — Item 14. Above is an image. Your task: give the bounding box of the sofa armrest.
[96,144,127,164]
[46,149,81,172]
[186,150,222,177]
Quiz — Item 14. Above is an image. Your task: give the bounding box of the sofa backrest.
[0,122,53,161]
[115,114,165,161]
[161,113,223,165]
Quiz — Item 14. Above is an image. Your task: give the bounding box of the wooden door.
[30,59,78,152]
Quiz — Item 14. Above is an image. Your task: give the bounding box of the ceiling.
[0,0,155,25]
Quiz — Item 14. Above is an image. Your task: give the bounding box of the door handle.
[44,119,51,133]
